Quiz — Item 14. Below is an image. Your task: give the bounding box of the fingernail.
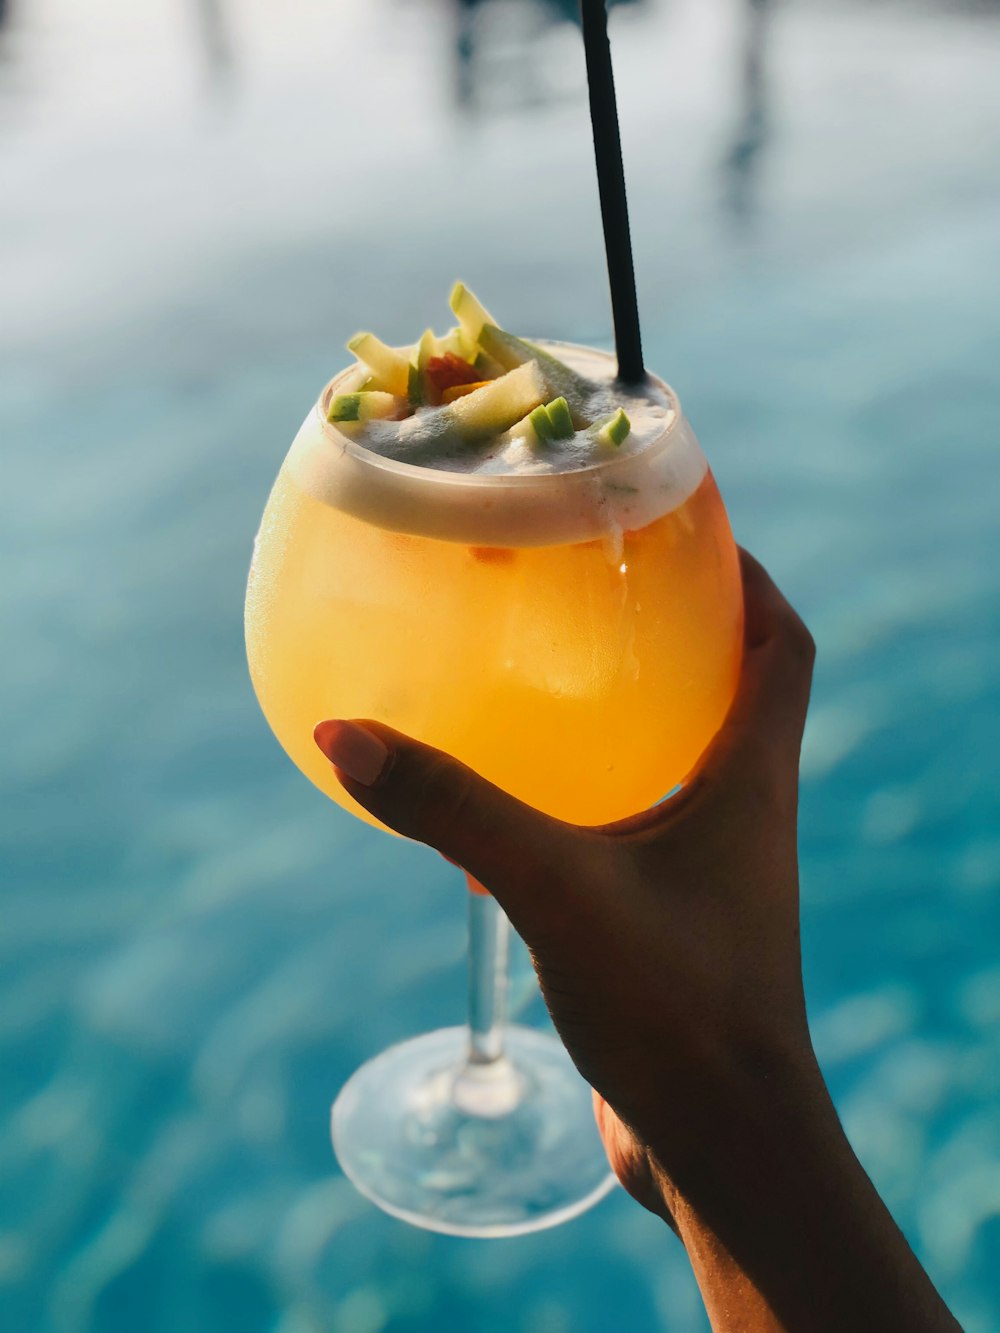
[313,720,390,786]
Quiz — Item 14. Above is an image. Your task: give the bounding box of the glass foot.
[331,1025,617,1237]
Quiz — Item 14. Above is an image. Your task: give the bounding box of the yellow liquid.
[246,464,743,830]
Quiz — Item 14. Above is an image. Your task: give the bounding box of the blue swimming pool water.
[2,0,999,1329]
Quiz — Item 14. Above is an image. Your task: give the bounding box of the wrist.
[639,1033,838,1207]
[640,1039,960,1333]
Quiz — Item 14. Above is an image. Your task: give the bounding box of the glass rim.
[314,340,685,491]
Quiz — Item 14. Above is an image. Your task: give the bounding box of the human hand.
[313,550,817,1195]
[315,550,961,1333]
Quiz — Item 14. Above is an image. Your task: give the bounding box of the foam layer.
[286,342,708,547]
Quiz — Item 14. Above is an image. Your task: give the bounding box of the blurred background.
[2,0,999,1329]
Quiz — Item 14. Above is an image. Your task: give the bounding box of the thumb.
[313,719,579,931]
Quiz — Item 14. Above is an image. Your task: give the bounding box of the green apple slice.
[474,323,527,373]
[407,328,437,406]
[442,360,546,442]
[413,322,437,365]
[593,408,631,447]
[526,397,576,444]
[328,390,406,423]
[502,409,544,448]
[544,396,575,440]
[346,332,410,397]
[413,328,437,369]
[528,403,556,442]
[440,324,478,361]
[476,325,594,423]
[340,367,379,394]
[473,348,506,380]
[449,282,498,345]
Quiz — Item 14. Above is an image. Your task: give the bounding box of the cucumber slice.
[449,282,498,345]
[477,325,594,423]
[328,390,405,424]
[594,408,631,447]
[442,361,546,442]
[346,332,410,397]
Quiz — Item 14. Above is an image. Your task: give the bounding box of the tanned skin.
[315,550,960,1333]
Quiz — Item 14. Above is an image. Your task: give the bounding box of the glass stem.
[465,879,509,1065]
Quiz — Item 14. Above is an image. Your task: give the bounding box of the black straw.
[580,0,645,385]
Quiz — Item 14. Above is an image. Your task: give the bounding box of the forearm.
[645,1047,960,1333]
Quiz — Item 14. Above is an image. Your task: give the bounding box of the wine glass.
[245,342,743,1236]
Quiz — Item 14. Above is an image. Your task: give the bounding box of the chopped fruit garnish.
[528,403,555,442]
[473,348,506,379]
[544,396,575,439]
[340,367,379,393]
[441,379,494,404]
[475,324,526,373]
[328,390,407,423]
[442,361,547,442]
[503,408,544,448]
[347,332,411,397]
[425,353,483,396]
[442,325,474,360]
[527,397,575,444]
[414,328,437,368]
[477,325,592,422]
[407,361,424,408]
[408,329,441,406]
[450,282,498,344]
[334,285,640,455]
[595,408,632,447]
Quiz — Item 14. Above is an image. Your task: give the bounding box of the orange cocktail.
[246,344,742,831]
[244,302,745,1238]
